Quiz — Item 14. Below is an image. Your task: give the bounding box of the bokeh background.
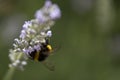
[1,0,120,80]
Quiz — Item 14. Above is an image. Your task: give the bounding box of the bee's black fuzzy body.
[28,39,52,62]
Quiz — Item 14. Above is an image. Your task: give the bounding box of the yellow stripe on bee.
[47,45,52,52]
[34,51,39,61]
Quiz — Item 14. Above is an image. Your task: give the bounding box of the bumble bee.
[28,39,55,71]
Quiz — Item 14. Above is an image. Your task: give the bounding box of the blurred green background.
[1,0,120,80]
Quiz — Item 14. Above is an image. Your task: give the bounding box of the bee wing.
[41,60,55,71]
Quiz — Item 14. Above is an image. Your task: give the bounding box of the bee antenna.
[45,38,50,44]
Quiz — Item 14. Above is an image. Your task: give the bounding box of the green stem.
[3,67,16,80]
[3,53,24,80]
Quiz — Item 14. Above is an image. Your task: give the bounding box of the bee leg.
[41,60,55,71]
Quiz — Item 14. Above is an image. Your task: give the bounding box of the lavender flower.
[47,30,52,37]
[44,0,52,8]
[35,0,61,23]
[8,0,61,70]
[49,4,61,20]
[22,21,32,29]
[19,30,26,39]
[33,44,41,51]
